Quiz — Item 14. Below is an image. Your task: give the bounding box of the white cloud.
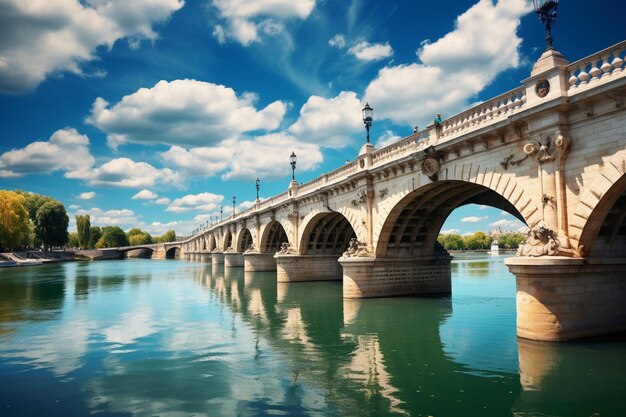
[73,207,139,227]
[0,128,94,178]
[0,0,184,94]
[288,91,363,148]
[440,228,461,235]
[78,191,96,200]
[348,41,393,61]
[132,189,158,200]
[364,0,531,126]
[162,145,232,176]
[489,218,526,230]
[69,204,80,210]
[210,0,316,46]
[375,130,401,149]
[329,34,346,49]
[166,192,224,213]
[220,133,323,180]
[87,79,287,148]
[154,197,171,205]
[461,216,488,223]
[83,158,182,189]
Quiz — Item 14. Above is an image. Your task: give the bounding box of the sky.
[0,0,624,237]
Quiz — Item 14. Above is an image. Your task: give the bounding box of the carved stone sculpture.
[276,242,297,255]
[244,243,257,253]
[342,238,373,258]
[517,224,583,257]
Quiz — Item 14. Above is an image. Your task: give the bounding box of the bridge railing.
[566,40,626,93]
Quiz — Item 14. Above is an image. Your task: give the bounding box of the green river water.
[0,254,625,416]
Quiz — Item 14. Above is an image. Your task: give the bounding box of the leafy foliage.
[76,214,91,249]
[156,230,176,243]
[127,228,153,246]
[96,226,129,248]
[0,190,30,251]
[438,231,526,251]
[34,200,69,250]
[88,226,102,249]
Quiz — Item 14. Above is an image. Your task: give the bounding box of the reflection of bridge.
[177,43,626,342]
[77,242,182,260]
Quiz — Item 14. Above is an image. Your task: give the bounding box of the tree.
[34,200,69,251]
[76,215,90,249]
[67,232,79,248]
[0,190,30,251]
[127,228,152,246]
[14,191,54,222]
[157,230,176,243]
[463,231,491,250]
[96,226,129,248]
[88,226,102,249]
[438,233,465,250]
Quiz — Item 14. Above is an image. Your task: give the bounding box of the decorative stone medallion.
[535,78,550,98]
[421,157,440,178]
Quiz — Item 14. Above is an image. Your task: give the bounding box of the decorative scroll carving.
[342,238,374,258]
[517,225,584,257]
[524,131,570,164]
[421,157,440,181]
[276,242,297,255]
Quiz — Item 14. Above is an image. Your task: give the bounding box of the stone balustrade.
[567,40,626,92]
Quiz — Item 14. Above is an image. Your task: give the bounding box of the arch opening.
[377,181,527,258]
[223,231,232,251]
[580,175,626,258]
[166,247,180,259]
[237,228,254,252]
[301,212,356,256]
[208,235,216,252]
[261,221,289,253]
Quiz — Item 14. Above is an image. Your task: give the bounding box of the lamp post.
[362,103,373,144]
[290,151,297,181]
[220,206,223,222]
[255,177,260,202]
[232,196,236,217]
[533,0,559,51]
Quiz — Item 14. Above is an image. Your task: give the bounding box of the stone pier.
[224,252,244,267]
[212,251,224,265]
[340,256,452,298]
[505,257,626,341]
[244,252,276,272]
[275,254,343,282]
[199,252,211,262]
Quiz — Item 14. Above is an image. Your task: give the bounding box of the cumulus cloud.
[154,197,171,205]
[162,145,232,176]
[348,41,393,61]
[73,207,140,227]
[375,130,402,149]
[83,158,182,189]
[489,218,526,230]
[210,0,316,46]
[329,34,346,49]
[132,189,158,200]
[288,91,363,148]
[441,228,460,234]
[0,0,184,94]
[0,128,94,178]
[166,192,224,213]
[364,0,531,126]
[461,216,488,223]
[78,192,96,200]
[87,79,287,148]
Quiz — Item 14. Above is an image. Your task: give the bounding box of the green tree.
[96,226,129,248]
[127,228,153,246]
[463,231,491,250]
[14,191,54,222]
[67,232,79,248]
[88,226,102,249]
[0,190,30,251]
[35,200,69,250]
[76,214,91,249]
[157,230,176,243]
[438,233,465,250]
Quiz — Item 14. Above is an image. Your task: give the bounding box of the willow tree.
[76,214,90,249]
[0,190,30,251]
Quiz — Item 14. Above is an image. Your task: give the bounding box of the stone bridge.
[179,42,626,342]
[77,242,182,260]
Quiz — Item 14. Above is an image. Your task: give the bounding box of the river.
[1,254,625,416]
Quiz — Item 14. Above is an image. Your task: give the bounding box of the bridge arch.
[259,220,289,253]
[299,212,357,255]
[222,230,233,251]
[206,234,216,252]
[165,246,180,259]
[376,180,527,257]
[574,156,626,258]
[235,228,254,252]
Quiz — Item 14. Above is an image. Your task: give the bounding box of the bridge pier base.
[212,251,224,265]
[275,254,342,282]
[199,252,211,262]
[224,252,244,267]
[244,252,276,272]
[506,257,626,341]
[339,256,452,299]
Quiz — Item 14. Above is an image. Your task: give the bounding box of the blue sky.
[0,0,624,236]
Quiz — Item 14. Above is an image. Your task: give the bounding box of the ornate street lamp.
[256,177,260,202]
[290,151,297,181]
[533,0,559,51]
[232,196,236,217]
[362,103,373,144]
[220,206,223,221]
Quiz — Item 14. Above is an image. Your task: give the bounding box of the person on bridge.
[434,113,442,126]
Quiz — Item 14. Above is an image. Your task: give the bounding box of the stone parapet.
[275,254,343,282]
[224,252,244,267]
[244,252,277,272]
[505,257,626,341]
[339,256,451,299]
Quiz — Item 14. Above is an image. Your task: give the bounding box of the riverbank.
[0,251,86,268]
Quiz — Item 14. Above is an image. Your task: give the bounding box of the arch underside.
[237,228,253,252]
[581,175,626,258]
[262,221,288,253]
[378,181,526,258]
[303,212,356,255]
[223,231,232,251]
[165,247,179,259]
